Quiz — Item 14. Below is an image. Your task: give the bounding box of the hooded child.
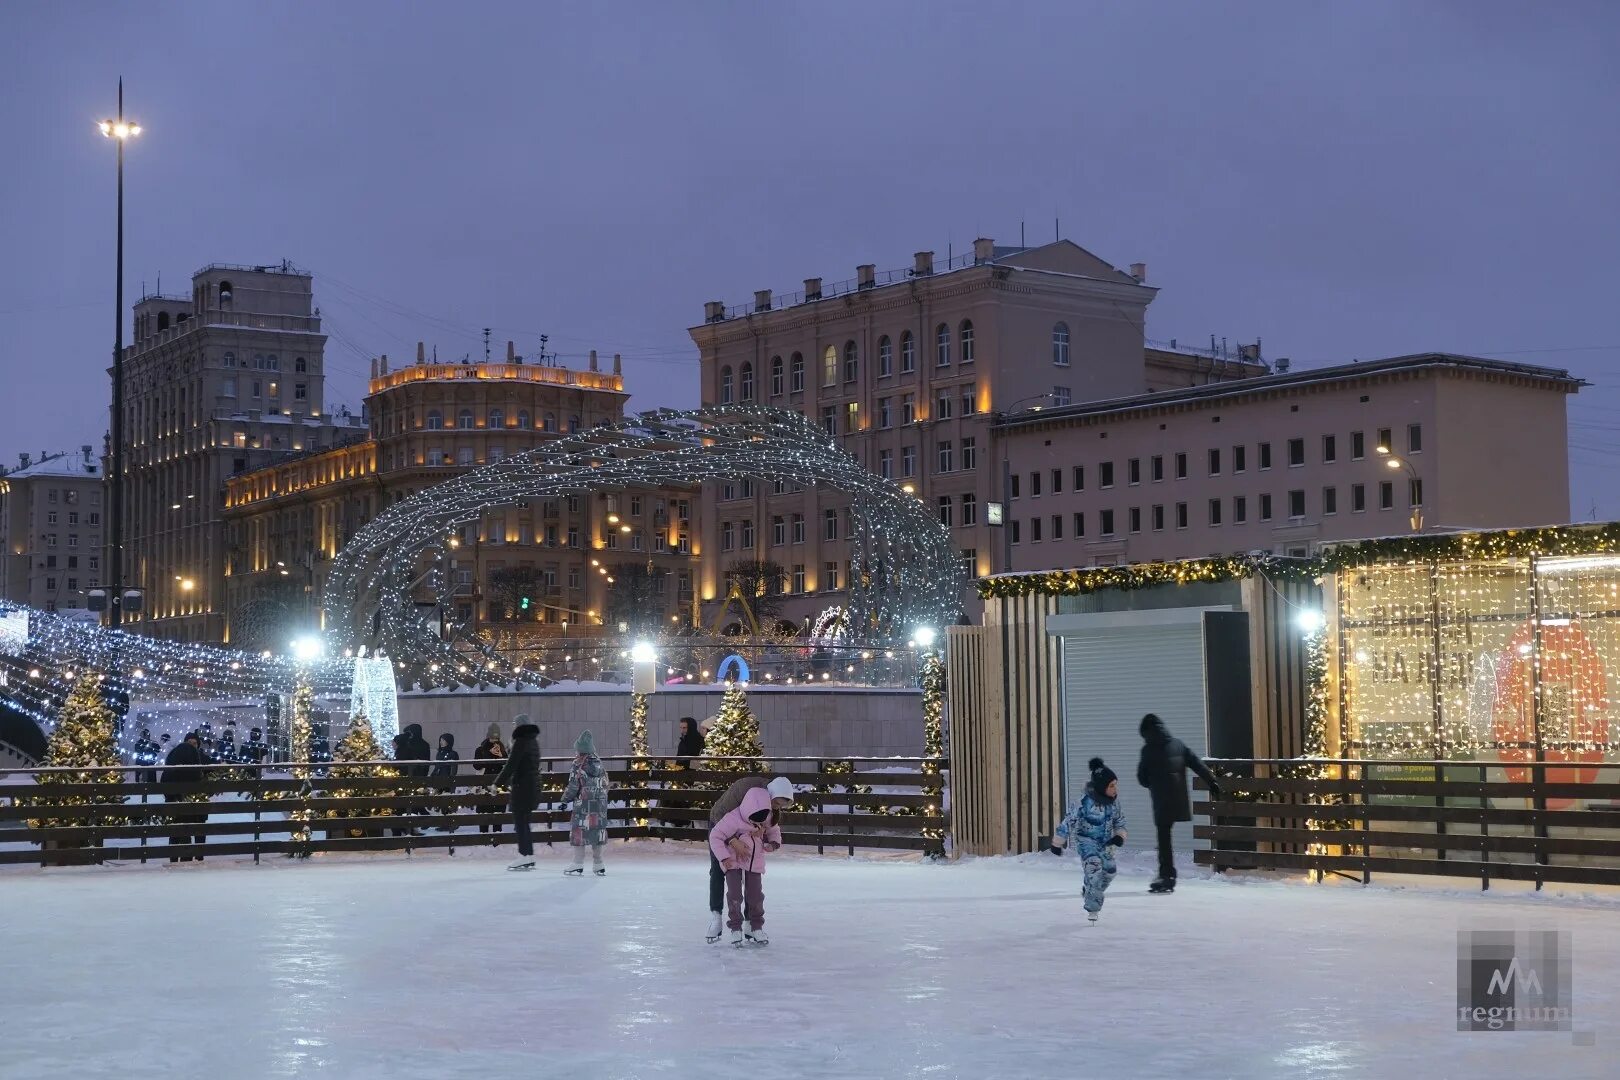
[708,783,786,945]
[560,729,610,876]
[1049,758,1128,922]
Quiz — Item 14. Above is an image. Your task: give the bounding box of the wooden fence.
[0,756,948,867]
[1193,757,1620,889]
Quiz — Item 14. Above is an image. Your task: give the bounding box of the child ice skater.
[560,730,610,876]
[709,785,781,945]
[1049,757,1127,923]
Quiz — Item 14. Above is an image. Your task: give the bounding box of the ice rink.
[4,844,1617,1079]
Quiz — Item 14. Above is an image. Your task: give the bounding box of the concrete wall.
[396,686,924,762]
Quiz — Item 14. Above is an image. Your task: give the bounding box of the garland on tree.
[326,712,399,838]
[705,683,764,773]
[287,680,315,853]
[27,673,126,831]
[628,692,651,823]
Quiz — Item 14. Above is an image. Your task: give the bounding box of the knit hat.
[488,721,506,741]
[766,776,794,801]
[574,729,596,756]
[1088,757,1118,800]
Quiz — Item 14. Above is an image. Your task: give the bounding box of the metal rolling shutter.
[1060,625,1210,848]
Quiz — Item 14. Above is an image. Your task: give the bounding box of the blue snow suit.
[1055,787,1127,913]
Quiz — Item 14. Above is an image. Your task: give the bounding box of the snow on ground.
[3,845,1618,1080]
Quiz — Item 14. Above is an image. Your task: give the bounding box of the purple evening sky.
[2,2,1617,514]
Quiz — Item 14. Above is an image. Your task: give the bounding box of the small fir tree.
[287,680,315,851]
[704,682,764,773]
[28,673,127,831]
[326,711,399,837]
[628,692,651,822]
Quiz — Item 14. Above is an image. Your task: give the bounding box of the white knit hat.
[766,776,794,801]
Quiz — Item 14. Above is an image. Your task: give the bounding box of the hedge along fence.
[0,756,949,867]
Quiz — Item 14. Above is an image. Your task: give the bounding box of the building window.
[1173,453,1186,480]
[1209,498,1222,526]
[1232,445,1246,473]
[1051,469,1063,494]
[962,494,978,526]
[792,513,805,543]
[843,342,858,383]
[902,395,916,424]
[1289,489,1306,518]
[1409,477,1423,508]
[959,320,975,364]
[1010,474,1021,499]
[823,561,840,591]
[455,409,473,430]
[961,438,977,470]
[517,410,531,429]
[791,564,806,593]
[47,511,58,526]
[1031,516,1043,542]
[1260,493,1273,521]
[770,356,784,396]
[1100,509,1115,536]
[961,385,977,416]
[1128,507,1141,533]
[426,449,446,466]
[1233,496,1247,524]
[1259,442,1272,470]
[879,449,894,478]
[1030,471,1043,497]
[938,496,953,527]
[1010,520,1021,544]
[1324,486,1338,515]
[1349,430,1365,460]
[900,332,915,373]
[457,448,474,466]
[222,351,236,367]
[1374,427,1392,454]
[902,446,916,477]
[740,362,755,401]
[741,520,755,548]
[878,398,892,429]
[935,324,951,367]
[1128,458,1141,485]
[89,556,100,571]
[935,391,954,420]
[221,376,237,397]
[1175,503,1188,530]
[1148,456,1162,483]
[846,402,859,431]
[820,406,836,436]
[1323,434,1337,463]
[1208,448,1221,476]
[1073,465,1085,491]
[1052,386,1072,407]
[878,336,893,377]
[88,512,100,526]
[569,527,581,548]
[938,441,954,473]
[426,409,444,430]
[1379,481,1394,511]
[721,522,735,551]
[1151,505,1165,531]
[1408,423,1423,453]
[1052,323,1070,366]
[543,412,557,432]
[772,516,786,546]
[485,408,503,430]
[1099,462,1115,488]
[720,366,734,404]
[823,346,838,387]
[824,508,839,541]
[790,353,805,393]
[1073,512,1086,537]
[1287,438,1304,466]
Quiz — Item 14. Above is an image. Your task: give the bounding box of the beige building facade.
[222,351,700,648]
[0,449,106,613]
[996,353,1579,566]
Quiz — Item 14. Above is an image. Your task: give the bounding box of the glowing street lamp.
[100,81,142,628]
[290,635,324,663]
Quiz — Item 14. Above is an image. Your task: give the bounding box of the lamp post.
[993,393,1057,574]
[1377,445,1424,531]
[100,81,141,628]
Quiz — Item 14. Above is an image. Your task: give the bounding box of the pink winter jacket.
[708,786,781,874]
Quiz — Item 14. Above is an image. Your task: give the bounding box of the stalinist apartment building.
[0,449,106,613]
[111,263,366,641]
[690,237,1582,625]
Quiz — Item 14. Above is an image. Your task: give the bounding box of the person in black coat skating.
[495,717,540,869]
[1136,713,1222,891]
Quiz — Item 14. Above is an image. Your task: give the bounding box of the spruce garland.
[27,673,126,831]
[327,712,399,837]
[704,683,764,773]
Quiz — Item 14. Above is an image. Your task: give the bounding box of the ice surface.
[3,846,1618,1079]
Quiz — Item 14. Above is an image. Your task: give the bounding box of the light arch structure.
[322,406,965,686]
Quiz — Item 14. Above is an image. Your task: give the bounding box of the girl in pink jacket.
[708,785,781,945]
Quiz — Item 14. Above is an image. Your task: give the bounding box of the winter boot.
[1148,877,1176,893]
[729,928,746,947]
[507,859,535,872]
[563,865,584,876]
[706,912,723,944]
[746,925,769,946]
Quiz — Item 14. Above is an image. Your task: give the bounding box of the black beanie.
[1089,757,1118,800]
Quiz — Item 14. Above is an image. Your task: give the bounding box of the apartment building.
[111,263,367,641]
[0,448,106,613]
[222,348,699,647]
[995,353,1580,566]
[688,237,1265,625]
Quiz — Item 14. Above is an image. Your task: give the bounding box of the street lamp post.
[993,393,1057,574]
[100,81,141,628]
[1377,445,1424,531]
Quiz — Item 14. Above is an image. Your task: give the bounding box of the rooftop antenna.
[1055,217,1060,242]
[483,328,491,364]
[1020,221,1025,247]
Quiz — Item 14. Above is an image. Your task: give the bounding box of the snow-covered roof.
[2,453,101,480]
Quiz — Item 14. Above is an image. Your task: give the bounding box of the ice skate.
[506,859,534,871]
[563,866,584,876]
[745,926,769,946]
[593,866,606,877]
[1148,877,1175,893]
[706,912,723,943]
[1087,910,1099,923]
[729,928,745,946]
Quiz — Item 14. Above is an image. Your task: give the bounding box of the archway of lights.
[322,405,966,688]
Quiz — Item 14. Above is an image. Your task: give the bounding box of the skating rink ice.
[4,843,1617,1079]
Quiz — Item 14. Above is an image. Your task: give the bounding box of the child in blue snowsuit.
[1049,757,1127,921]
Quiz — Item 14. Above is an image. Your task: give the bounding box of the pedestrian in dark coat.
[675,717,705,769]
[394,722,432,827]
[473,723,507,834]
[494,718,540,869]
[160,732,212,862]
[1136,713,1222,891]
[432,733,461,829]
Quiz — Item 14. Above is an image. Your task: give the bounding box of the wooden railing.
[0,756,948,867]
[1193,757,1620,889]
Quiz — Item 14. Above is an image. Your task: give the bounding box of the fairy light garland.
[26,673,126,829]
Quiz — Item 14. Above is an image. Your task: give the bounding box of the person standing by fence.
[1136,713,1221,894]
[560,730,609,877]
[474,723,507,834]
[495,718,540,871]
[160,731,211,862]
[432,733,461,831]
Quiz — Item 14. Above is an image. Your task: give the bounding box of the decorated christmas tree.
[628,692,651,822]
[705,682,764,773]
[287,680,315,850]
[28,673,126,830]
[326,711,398,837]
